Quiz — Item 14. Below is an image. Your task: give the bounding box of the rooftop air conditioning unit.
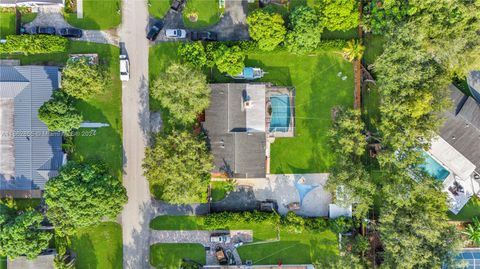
[244,100,252,109]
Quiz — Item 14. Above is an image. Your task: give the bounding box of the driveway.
[154,0,249,43]
[24,6,118,45]
[118,0,152,268]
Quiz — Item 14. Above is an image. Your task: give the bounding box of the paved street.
[118,0,152,268]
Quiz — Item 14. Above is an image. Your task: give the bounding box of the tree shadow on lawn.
[238,241,315,264]
[245,59,293,87]
[70,234,98,269]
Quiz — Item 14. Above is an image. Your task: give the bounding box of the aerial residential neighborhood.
[0,0,479,269]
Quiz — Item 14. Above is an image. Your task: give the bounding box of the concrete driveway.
[118,0,152,268]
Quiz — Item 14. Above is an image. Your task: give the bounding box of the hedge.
[0,35,68,54]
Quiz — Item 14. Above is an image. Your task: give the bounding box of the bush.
[0,35,68,55]
[214,44,245,76]
[281,211,306,233]
[305,217,329,231]
[317,39,348,50]
[38,90,83,133]
[330,216,354,233]
[178,42,207,67]
[61,58,107,100]
[203,211,280,229]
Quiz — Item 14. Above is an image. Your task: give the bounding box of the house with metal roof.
[0,65,65,198]
[202,83,295,179]
[424,84,480,214]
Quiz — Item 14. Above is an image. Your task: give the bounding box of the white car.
[210,234,231,244]
[165,29,187,39]
[119,55,130,81]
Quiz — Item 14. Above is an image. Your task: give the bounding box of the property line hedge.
[0,35,68,55]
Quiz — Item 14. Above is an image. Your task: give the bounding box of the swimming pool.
[418,151,450,181]
[269,94,290,132]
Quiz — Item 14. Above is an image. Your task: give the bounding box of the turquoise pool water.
[418,152,450,181]
[269,94,290,132]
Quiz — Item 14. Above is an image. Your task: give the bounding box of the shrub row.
[0,35,68,55]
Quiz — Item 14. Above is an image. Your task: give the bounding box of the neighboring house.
[7,249,56,269]
[468,70,480,103]
[0,0,64,8]
[202,83,295,179]
[425,84,480,214]
[0,65,65,198]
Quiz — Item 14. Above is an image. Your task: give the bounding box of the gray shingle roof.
[468,71,480,103]
[440,84,480,173]
[0,65,64,191]
[203,84,266,178]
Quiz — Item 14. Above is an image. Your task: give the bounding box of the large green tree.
[178,42,207,67]
[319,0,359,31]
[38,90,83,133]
[61,58,107,100]
[143,130,213,204]
[214,44,246,76]
[151,63,211,126]
[44,161,127,234]
[246,9,286,51]
[0,203,52,260]
[329,108,366,157]
[286,6,323,53]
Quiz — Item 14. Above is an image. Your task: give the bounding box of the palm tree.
[343,39,365,62]
[463,217,480,245]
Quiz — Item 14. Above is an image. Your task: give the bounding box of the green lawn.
[21,12,37,24]
[70,222,123,269]
[149,43,354,173]
[183,0,222,29]
[1,41,123,177]
[0,256,6,269]
[449,196,480,221]
[364,34,386,67]
[149,0,171,18]
[211,181,229,202]
[65,0,121,30]
[150,243,205,269]
[150,215,338,264]
[0,12,15,38]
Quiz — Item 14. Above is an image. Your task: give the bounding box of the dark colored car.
[59,28,83,38]
[170,0,186,12]
[191,31,217,41]
[146,21,164,41]
[31,26,56,35]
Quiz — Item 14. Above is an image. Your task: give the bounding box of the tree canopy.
[246,9,286,51]
[151,63,211,126]
[214,44,246,76]
[286,6,323,53]
[319,0,359,31]
[143,130,213,204]
[0,202,52,260]
[178,42,207,67]
[61,58,107,100]
[44,161,127,234]
[38,90,83,133]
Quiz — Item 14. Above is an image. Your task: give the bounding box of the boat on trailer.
[230,67,266,80]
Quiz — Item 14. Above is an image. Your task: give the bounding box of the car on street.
[170,0,185,12]
[191,31,217,41]
[119,54,130,81]
[30,26,56,35]
[59,28,83,38]
[210,233,231,244]
[146,21,164,41]
[165,29,187,39]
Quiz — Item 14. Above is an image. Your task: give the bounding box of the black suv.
[59,28,83,38]
[146,21,164,41]
[170,0,186,12]
[191,31,217,41]
[30,26,56,35]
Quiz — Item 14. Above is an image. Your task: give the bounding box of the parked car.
[119,54,130,81]
[210,233,231,244]
[30,26,56,35]
[59,28,83,38]
[165,29,187,39]
[191,31,217,41]
[215,247,228,265]
[170,0,186,12]
[146,21,164,41]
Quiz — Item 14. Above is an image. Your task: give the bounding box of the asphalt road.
[118,0,152,268]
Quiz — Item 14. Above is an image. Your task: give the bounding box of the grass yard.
[70,222,123,269]
[364,34,386,67]
[183,0,222,29]
[150,243,205,269]
[0,12,15,38]
[65,0,121,30]
[21,12,37,24]
[448,196,480,221]
[149,0,171,18]
[210,181,229,202]
[0,41,123,177]
[0,256,6,269]
[149,43,354,173]
[150,215,339,264]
